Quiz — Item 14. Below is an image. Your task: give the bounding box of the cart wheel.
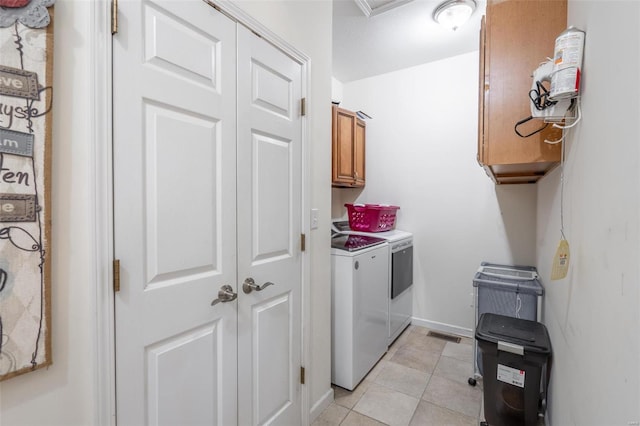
[540,395,547,413]
[468,377,477,386]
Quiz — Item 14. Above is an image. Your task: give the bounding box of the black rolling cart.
[475,313,552,426]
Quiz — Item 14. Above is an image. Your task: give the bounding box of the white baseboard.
[411,317,474,339]
[309,388,334,424]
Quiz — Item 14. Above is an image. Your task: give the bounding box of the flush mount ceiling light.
[433,0,477,30]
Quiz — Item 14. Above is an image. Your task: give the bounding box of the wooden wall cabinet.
[332,105,366,187]
[478,0,567,184]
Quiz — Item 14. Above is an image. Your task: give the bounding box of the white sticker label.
[497,364,525,388]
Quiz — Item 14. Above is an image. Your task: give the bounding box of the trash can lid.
[475,313,552,355]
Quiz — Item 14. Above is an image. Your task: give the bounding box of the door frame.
[90,1,312,424]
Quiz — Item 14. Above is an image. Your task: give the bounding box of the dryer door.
[391,246,413,298]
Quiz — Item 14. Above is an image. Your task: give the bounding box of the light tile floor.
[313,325,483,426]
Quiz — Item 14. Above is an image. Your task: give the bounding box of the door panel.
[113,1,237,424]
[144,102,219,282]
[147,322,220,425]
[237,25,303,426]
[143,3,220,86]
[251,61,292,118]
[253,294,293,422]
[252,132,292,260]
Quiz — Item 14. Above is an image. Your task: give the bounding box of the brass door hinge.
[300,233,306,252]
[113,259,121,292]
[300,366,305,384]
[208,1,235,21]
[301,98,306,116]
[111,0,119,35]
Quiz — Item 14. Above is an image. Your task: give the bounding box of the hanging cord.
[530,80,557,111]
[514,116,549,138]
[515,293,522,319]
[545,122,567,240]
[560,126,566,240]
[514,81,555,138]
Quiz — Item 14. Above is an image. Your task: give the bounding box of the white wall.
[0,0,334,424]
[536,1,640,424]
[337,52,537,334]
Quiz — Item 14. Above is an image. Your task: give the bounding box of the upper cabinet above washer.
[478,0,567,184]
[332,105,366,188]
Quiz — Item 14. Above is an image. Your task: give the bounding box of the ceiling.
[333,0,486,82]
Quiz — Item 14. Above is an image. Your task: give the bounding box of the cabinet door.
[354,118,366,187]
[332,106,356,186]
[481,0,566,183]
[477,15,487,166]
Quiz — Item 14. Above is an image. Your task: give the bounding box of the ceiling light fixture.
[433,0,477,31]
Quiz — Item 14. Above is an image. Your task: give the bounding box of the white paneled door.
[237,25,303,426]
[113,1,303,425]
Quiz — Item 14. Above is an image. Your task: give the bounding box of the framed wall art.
[0,0,54,381]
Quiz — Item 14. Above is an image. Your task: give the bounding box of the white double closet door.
[113,1,303,424]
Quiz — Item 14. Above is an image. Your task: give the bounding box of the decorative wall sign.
[0,193,37,222]
[0,0,54,381]
[0,128,35,156]
[0,65,41,99]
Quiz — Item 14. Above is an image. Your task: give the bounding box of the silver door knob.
[211,285,237,306]
[242,277,275,294]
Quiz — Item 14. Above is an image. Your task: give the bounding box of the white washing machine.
[331,234,389,390]
[333,221,413,345]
